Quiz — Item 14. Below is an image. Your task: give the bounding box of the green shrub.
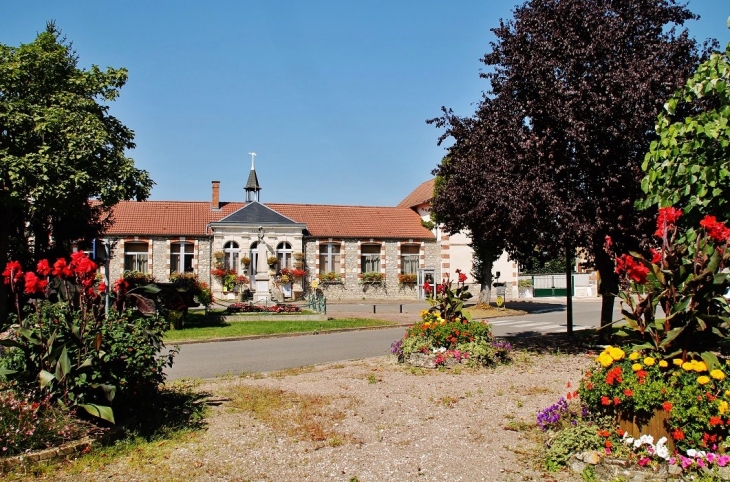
[1,252,177,424]
[544,423,604,471]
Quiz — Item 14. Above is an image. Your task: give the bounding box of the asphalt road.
[165,297,612,380]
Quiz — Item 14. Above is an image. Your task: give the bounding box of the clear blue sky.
[2,1,728,206]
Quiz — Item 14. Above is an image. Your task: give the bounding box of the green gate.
[531,274,575,297]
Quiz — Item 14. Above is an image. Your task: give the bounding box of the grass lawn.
[164,310,396,342]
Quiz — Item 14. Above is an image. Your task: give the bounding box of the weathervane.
[248,152,256,170]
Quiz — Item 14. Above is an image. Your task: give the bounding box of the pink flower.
[638,457,651,467]
[717,455,730,467]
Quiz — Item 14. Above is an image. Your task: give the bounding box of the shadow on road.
[487,300,567,315]
[502,329,599,355]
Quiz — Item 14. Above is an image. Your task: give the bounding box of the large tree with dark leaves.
[0,23,153,322]
[431,0,704,331]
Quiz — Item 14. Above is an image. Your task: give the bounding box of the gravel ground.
[39,344,594,482]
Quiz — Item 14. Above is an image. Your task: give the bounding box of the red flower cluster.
[455,269,467,283]
[655,206,682,238]
[605,366,623,386]
[700,215,730,243]
[662,401,673,412]
[2,252,102,297]
[672,428,685,440]
[614,254,649,284]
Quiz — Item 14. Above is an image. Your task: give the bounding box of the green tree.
[0,23,153,322]
[641,34,730,224]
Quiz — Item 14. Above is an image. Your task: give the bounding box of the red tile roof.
[268,204,434,239]
[105,200,434,240]
[397,178,435,208]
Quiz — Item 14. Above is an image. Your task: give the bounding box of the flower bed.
[538,207,730,479]
[225,303,302,314]
[391,269,511,368]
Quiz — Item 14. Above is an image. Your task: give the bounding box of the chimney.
[211,181,220,209]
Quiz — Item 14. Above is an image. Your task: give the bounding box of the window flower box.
[359,272,384,285]
[397,273,417,285]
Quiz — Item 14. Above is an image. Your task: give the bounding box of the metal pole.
[373,305,376,314]
[399,304,402,314]
[104,239,110,317]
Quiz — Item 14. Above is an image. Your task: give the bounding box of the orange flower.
[671,428,685,441]
[710,416,723,426]
[624,389,633,397]
[662,401,672,412]
[601,396,611,406]
[598,429,610,438]
[613,397,620,405]
[605,440,612,449]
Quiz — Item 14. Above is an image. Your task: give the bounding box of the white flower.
[639,434,654,446]
[656,444,670,460]
[687,449,698,457]
[624,437,634,446]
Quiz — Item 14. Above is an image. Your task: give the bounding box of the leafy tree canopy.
[0,23,152,255]
[0,22,153,320]
[641,38,730,225]
[430,0,704,326]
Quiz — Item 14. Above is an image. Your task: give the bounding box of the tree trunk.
[565,244,573,336]
[596,251,619,342]
[478,258,494,304]
[0,206,10,324]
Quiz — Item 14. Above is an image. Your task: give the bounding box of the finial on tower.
[248,152,256,170]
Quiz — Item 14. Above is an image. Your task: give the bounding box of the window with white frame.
[124,242,148,273]
[401,245,420,274]
[361,244,381,273]
[277,242,292,270]
[170,242,194,273]
[319,243,340,274]
[223,241,239,271]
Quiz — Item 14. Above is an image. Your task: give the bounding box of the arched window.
[249,242,259,278]
[223,241,239,271]
[277,242,292,270]
[124,242,149,273]
[170,241,194,274]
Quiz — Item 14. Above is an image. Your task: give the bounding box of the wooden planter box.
[618,410,674,452]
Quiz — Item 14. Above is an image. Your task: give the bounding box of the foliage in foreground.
[1,252,177,424]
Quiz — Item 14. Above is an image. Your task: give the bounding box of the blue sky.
[2,1,728,206]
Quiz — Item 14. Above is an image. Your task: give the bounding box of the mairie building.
[101,164,519,301]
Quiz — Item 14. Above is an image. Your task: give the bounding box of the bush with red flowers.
[0,252,177,424]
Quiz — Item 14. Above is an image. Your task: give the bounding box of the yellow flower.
[644,357,655,366]
[682,362,694,371]
[673,359,683,367]
[711,369,726,381]
[719,401,729,415]
[609,347,625,361]
[698,376,711,385]
[597,354,614,368]
[632,363,643,372]
[694,361,708,373]
[629,352,640,361]
[658,360,668,368]
[726,390,730,398]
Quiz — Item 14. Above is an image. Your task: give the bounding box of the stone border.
[223,314,327,322]
[1,425,125,472]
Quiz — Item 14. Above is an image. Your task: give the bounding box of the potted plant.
[213,250,224,261]
[241,256,251,267]
[266,256,278,267]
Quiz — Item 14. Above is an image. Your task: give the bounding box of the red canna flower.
[52,258,73,277]
[2,261,23,285]
[650,248,662,264]
[36,259,51,277]
[700,215,730,243]
[655,207,682,238]
[23,272,41,294]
